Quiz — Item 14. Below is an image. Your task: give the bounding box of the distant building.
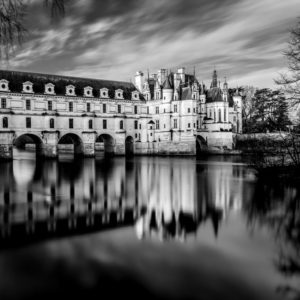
[0,68,242,159]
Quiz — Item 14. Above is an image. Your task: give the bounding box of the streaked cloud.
[3,0,300,88]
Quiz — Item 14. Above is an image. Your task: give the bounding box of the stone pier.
[0,131,14,160]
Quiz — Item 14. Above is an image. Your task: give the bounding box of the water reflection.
[0,150,300,299]
[245,176,300,299]
[0,150,249,245]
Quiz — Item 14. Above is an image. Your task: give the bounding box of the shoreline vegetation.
[236,132,300,180]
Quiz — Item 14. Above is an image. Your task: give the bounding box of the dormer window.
[115,89,124,99]
[45,83,55,95]
[23,81,34,93]
[100,88,109,98]
[131,91,139,100]
[66,85,76,96]
[84,86,93,97]
[0,79,9,92]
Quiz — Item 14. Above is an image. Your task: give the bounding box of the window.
[134,120,138,130]
[134,105,138,114]
[147,107,149,114]
[50,118,54,128]
[87,103,91,112]
[219,109,221,122]
[224,109,227,122]
[233,116,236,122]
[164,109,166,113]
[174,105,177,113]
[188,123,191,128]
[89,119,93,129]
[139,124,142,129]
[103,119,107,129]
[155,120,160,130]
[26,99,31,110]
[3,117,8,128]
[194,123,196,128]
[26,117,31,128]
[156,107,159,114]
[174,119,177,129]
[69,102,73,112]
[118,105,121,113]
[197,120,199,128]
[48,101,52,111]
[1,98,6,109]
[103,103,106,113]
[214,111,216,121]
[120,120,123,130]
[193,108,196,113]
[69,118,73,129]
[187,108,191,113]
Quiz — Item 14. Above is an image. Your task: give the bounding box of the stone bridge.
[0,128,135,160]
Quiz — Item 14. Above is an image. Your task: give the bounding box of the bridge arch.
[96,134,115,156]
[58,133,84,156]
[125,136,134,157]
[196,135,208,155]
[14,133,44,157]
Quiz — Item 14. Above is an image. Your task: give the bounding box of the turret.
[222,77,228,102]
[211,69,218,88]
[154,79,161,100]
[143,80,151,101]
[162,75,173,102]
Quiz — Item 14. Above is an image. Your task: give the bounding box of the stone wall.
[134,141,196,155]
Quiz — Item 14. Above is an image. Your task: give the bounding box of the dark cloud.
[5,0,300,88]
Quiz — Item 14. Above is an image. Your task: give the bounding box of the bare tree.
[276,18,300,106]
[0,0,66,61]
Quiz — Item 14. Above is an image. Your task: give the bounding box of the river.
[0,149,299,300]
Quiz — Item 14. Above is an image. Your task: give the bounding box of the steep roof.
[162,74,173,89]
[181,86,193,100]
[206,87,223,103]
[0,69,143,100]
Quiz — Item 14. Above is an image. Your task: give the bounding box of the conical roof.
[163,74,173,89]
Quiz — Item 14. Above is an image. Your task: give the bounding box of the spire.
[211,69,218,88]
[163,75,172,89]
[223,76,228,90]
[234,86,239,96]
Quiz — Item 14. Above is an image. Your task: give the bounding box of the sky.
[2,0,300,88]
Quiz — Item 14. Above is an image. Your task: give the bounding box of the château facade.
[0,68,242,159]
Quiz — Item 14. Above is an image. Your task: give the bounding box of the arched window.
[89,119,93,129]
[2,117,8,128]
[224,108,227,122]
[50,118,54,128]
[120,120,123,130]
[219,109,221,122]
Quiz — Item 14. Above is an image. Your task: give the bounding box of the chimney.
[134,71,144,92]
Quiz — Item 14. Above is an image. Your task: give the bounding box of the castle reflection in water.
[0,150,251,243]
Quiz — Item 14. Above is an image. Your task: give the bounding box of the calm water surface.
[0,149,299,300]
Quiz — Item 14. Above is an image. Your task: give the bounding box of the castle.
[0,68,242,159]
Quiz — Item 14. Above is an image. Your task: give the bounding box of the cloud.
[5,0,300,88]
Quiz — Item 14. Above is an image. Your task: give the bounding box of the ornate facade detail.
[22,81,34,93]
[45,83,55,95]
